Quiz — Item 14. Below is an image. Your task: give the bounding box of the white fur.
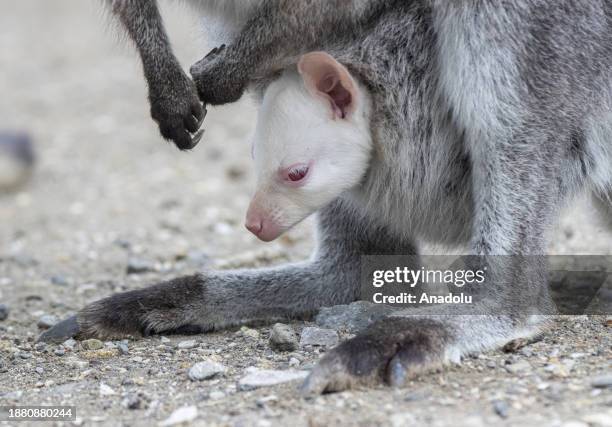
[250,70,373,235]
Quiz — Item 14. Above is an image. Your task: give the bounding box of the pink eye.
[281,163,310,185]
[288,166,309,182]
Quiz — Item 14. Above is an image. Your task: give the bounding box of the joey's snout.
[245,199,282,242]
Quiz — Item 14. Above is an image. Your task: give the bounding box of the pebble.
[117,343,129,355]
[99,383,116,396]
[35,366,44,375]
[37,314,59,329]
[126,258,155,274]
[2,390,23,401]
[238,326,260,339]
[505,360,531,374]
[122,393,143,410]
[188,361,227,381]
[299,327,339,348]
[160,405,198,427]
[50,275,69,286]
[208,391,225,400]
[0,303,9,321]
[591,375,612,389]
[269,323,298,352]
[238,369,308,391]
[492,400,509,418]
[62,338,77,350]
[54,348,66,357]
[81,339,104,351]
[177,340,198,350]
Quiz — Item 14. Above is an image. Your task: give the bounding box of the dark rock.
[592,374,612,389]
[269,323,298,352]
[0,304,9,321]
[492,400,509,418]
[37,314,59,329]
[126,258,155,274]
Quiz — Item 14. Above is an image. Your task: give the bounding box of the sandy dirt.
[0,1,611,426]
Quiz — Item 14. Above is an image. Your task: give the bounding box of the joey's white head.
[245,52,372,241]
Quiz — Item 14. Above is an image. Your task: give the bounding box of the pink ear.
[298,52,358,119]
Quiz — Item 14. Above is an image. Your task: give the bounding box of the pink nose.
[245,217,263,235]
[245,205,282,242]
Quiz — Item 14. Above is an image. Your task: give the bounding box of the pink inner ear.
[299,52,357,120]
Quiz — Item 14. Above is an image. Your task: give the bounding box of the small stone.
[54,348,66,357]
[34,342,47,352]
[50,275,69,286]
[208,391,225,400]
[160,405,198,426]
[62,338,77,350]
[188,361,226,381]
[238,326,260,339]
[592,375,612,389]
[269,323,298,352]
[238,369,308,391]
[99,382,116,396]
[0,304,9,321]
[118,343,129,355]
[505,359,531,374]
[492,400,509,418]
[299,327,339,348]
[288,357,300,368]
[37,314,59,330]
[35,366,44,375]
[177,340,198,350]
[126,258,155,274]
[2,390,23,401]
[18,352,32,359]
[81,339,104,351]
[122,393,143,410]
[255,395,278,407]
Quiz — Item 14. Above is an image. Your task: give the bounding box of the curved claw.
[190,129,205,148]
[195,105,207,127]
[37,315,80,344]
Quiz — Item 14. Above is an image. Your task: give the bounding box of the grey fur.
[58,1,612,393]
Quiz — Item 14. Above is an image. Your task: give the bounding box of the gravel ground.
[1,2,612,426]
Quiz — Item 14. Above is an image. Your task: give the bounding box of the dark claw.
[194,105,207,128]
[184,115,200,134]
[37,315,80,344]
[192,104,206,122]
[190,130,204,147]
[204,46,219,59]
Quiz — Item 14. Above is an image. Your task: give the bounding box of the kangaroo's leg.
[39,200,417,342]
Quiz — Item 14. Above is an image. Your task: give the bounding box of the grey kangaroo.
[43,1,612,394]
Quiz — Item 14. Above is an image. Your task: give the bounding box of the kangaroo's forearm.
[108,0,179,75]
